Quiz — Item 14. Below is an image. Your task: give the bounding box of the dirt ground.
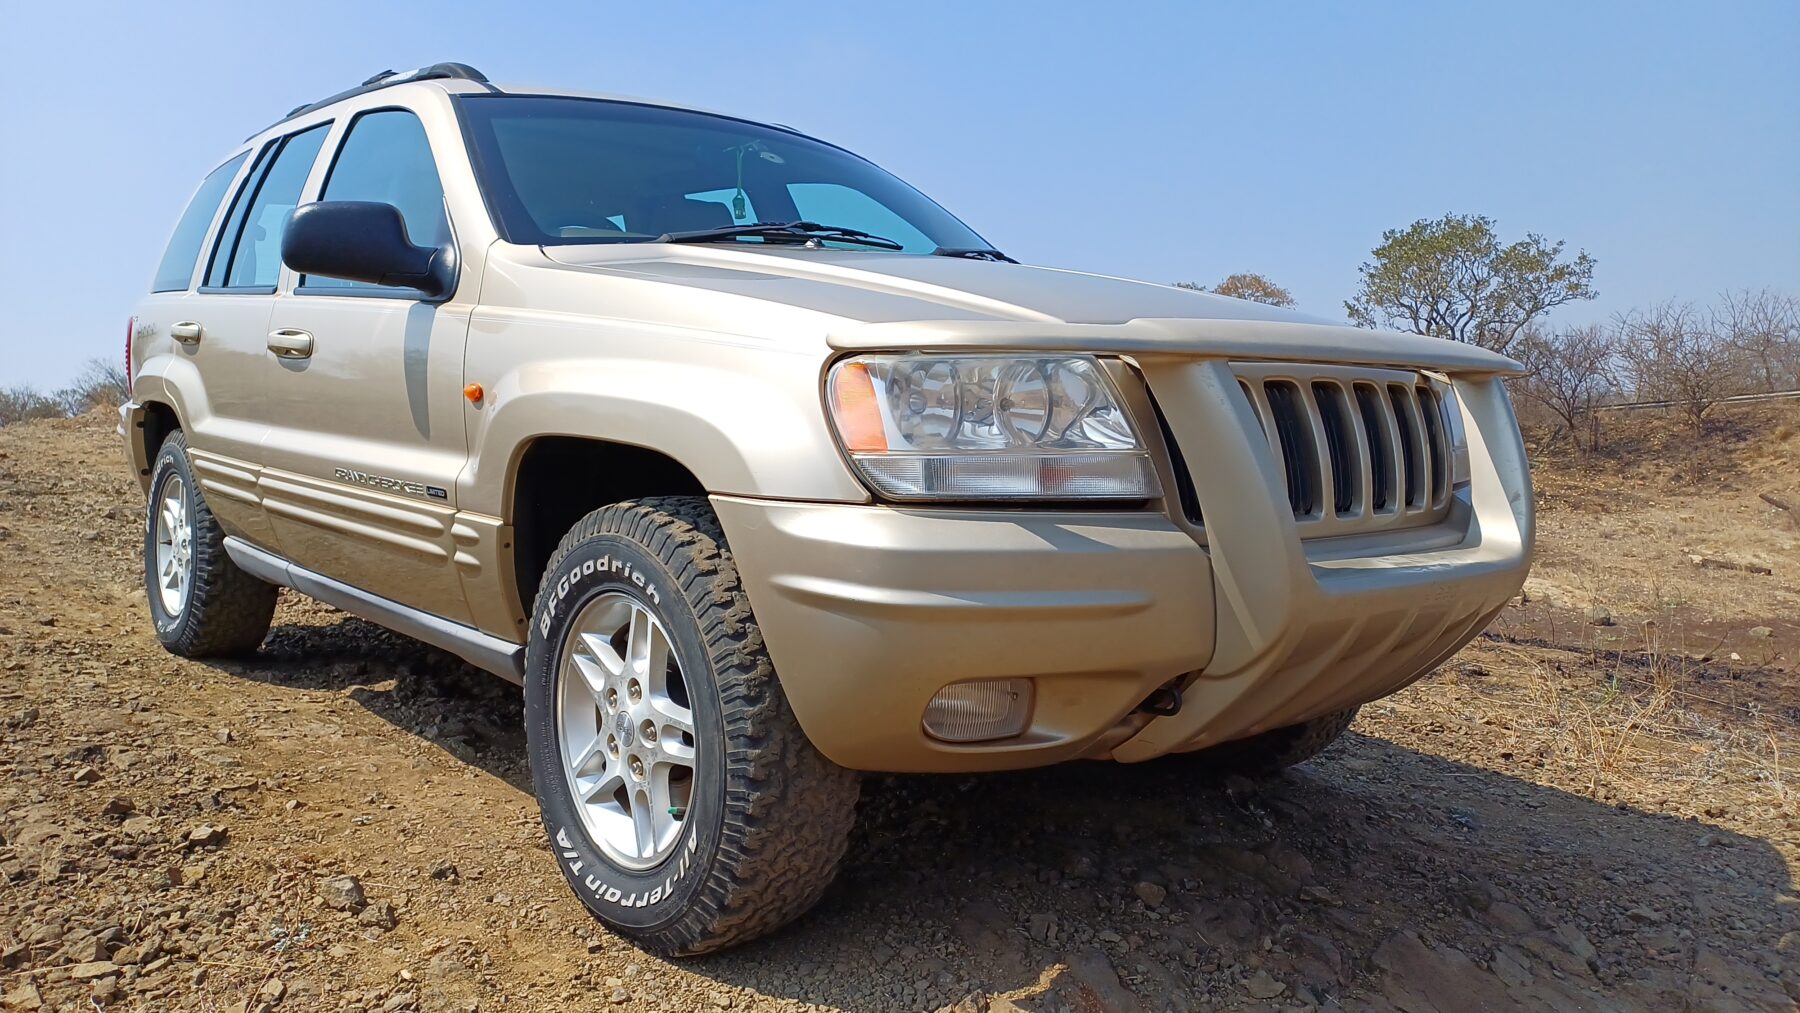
[2,408,1797,1013]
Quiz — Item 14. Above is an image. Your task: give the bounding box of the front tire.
[144,431,278,657]
[523,497,859,955]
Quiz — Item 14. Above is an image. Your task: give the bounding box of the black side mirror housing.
[281,201,453,298]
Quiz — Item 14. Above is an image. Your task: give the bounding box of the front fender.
[458,352,868,516]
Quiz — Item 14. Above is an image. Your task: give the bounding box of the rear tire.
[523,497,859,955]
[143,431,278,657]
[1183,707,1360,774]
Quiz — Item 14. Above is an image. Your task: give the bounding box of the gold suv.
[120,63,1533,954]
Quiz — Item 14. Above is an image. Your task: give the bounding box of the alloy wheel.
[153,475,193,617]
[555,591,698,870]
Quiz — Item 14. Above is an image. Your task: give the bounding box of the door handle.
[171,320,203,345]
[267,328,315,359]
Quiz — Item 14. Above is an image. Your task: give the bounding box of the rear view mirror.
[282,201,453,298]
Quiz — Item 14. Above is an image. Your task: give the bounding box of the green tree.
[1346,213,1596,353]
[1172,273,1296,306]
[1211,272,1295,306]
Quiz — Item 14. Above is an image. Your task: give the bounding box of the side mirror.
[281,201,453,298]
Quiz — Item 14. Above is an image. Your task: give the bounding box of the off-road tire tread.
[150,431,277,657]
[534,496,860,955]
[1193,706,1360,774]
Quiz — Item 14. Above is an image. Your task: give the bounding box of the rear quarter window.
[151,152,249,293]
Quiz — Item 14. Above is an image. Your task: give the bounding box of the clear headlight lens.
[827,354,1160,501]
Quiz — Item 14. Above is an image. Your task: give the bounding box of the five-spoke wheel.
[556,592,698,870]
[524,497,859,955]
[152,473,193,618]
[142,429,278,657]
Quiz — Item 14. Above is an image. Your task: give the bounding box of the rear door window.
[304,109,449,291]
[152,152,250,292]
[206,124,330,290]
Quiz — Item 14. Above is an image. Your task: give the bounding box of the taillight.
[124,316,135,396]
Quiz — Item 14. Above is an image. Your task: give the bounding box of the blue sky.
[1,1,1795,386]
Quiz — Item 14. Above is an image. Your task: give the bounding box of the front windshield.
[455,95,992,254]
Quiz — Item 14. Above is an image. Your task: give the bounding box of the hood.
[537,244,1522,376]
[540,244,1322,327]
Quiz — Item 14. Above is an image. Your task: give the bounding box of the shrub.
[0,386,70,427]
[56,358,130,415]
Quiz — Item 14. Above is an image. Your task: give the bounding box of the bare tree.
[1511,324,1619,449]
[55,358,130,415]
[1714,288,1800,393]
[0,386,70,427]
[1617,302,1744,429]
[0,359,129,426]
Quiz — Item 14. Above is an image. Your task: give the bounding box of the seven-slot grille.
[1233,363,1455,536]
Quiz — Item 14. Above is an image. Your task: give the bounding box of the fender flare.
[458,357,869,517]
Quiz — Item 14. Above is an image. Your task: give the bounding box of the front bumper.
[714,364,1532,773]
[712,497,1217,772]
[1107,361,1533,762]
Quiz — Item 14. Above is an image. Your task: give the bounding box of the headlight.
[827,354,1160,501]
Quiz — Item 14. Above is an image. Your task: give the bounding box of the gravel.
[1,411,1796,1011]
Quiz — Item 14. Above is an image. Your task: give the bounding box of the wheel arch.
[142,401,181,462]
[505,435,709,622]
[464,359,868,511]
[122,395,184,493]
[471,365,870,623]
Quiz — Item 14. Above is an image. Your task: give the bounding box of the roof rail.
[252,62,492,138]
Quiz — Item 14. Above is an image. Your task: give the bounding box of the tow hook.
[1136,682,1183,718]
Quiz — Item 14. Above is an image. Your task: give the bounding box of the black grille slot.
[1238,380,1263,433]
[1388,384,1423,508]
[1147,390,1203,525]
[1311,382,1357,516]
[1231,366,1454,531]
[1353,383,1393,512]
[1416,386,1448,504]
[1264,381,1318,516]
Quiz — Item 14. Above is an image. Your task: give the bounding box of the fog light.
[922,679,1033,743]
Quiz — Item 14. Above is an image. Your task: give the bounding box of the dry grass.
[1474,401,1800,814]
[1429,631,1799,817]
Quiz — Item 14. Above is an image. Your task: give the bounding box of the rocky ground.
[1,409,1797,1012]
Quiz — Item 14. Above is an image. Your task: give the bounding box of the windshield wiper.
[932,247,1017,263]
[656,220,903,251]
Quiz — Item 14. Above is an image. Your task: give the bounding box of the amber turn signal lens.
[463,383,484,404]
[830,362,887,452]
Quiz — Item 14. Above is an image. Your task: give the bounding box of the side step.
[223,536,525,684]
